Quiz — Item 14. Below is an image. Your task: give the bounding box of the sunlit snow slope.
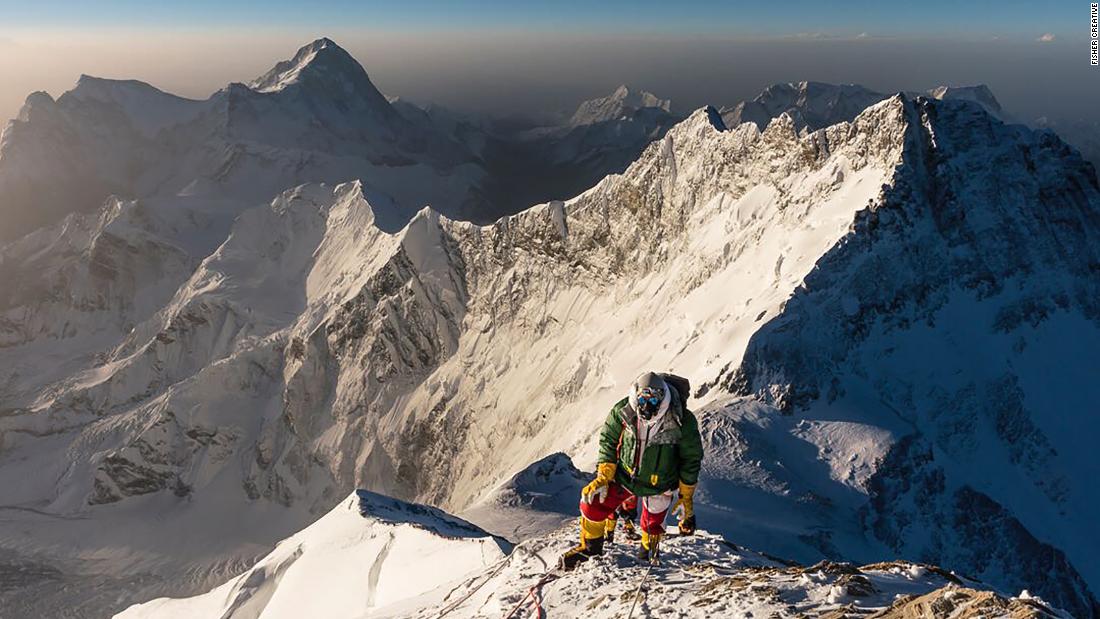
[115,490,510,619]
[116,484,1072,619]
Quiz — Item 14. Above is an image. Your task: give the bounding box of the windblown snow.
[1,38,1099,619]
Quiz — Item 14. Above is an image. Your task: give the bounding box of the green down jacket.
[597,390,703,497]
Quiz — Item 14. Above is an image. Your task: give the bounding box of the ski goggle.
[637,389,662,407]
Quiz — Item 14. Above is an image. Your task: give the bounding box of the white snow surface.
[115,490,510,619]
[115,486,1071,619]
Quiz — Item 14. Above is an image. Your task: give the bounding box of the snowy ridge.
[115,490,510,619]
[926,84,1006,120]
[720,81,887,133]
[115,485,1071,619]
[66,75,209,136]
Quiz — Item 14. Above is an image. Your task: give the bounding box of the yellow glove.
[582,462,617,504]
[672,481,695,520]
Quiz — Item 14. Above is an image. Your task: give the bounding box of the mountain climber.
[560,372,703,569]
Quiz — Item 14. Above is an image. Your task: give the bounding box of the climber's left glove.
[673,481,696,535]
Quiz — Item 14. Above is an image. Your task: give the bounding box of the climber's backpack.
[659,373,691,407]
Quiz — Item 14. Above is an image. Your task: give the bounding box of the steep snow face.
[114,490,510,619]
[0,38,487,242]
[569,84,673,126]
[116,486,1072,619]
[414,101,908,511]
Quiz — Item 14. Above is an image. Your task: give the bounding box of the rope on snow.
[502,570,561,619]
[625,560,657,619]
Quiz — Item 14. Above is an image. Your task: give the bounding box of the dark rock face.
[863,436,1099,618]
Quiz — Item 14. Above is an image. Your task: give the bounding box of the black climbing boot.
[559,535,605,571]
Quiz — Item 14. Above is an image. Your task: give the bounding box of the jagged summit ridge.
[720,80,1012,136]
[721,80,887,133]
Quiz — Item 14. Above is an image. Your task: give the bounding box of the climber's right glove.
[581,462,617,505]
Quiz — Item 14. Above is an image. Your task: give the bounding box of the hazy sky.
[1,1,1096,125]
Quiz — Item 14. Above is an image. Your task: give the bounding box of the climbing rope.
[624,559,657,619]
[435,552,516,618]
[502,570,561,619]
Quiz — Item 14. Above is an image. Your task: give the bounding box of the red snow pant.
[579,482,671,535]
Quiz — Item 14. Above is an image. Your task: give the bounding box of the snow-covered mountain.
[0,38,488,242]
[719,80,1093,179]
[568,84,673,126]
[478,84,680,219]
[2,49,1099,618]
[115,486,1073,618]
[720,81,1014,135]
[720,81,888,133]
